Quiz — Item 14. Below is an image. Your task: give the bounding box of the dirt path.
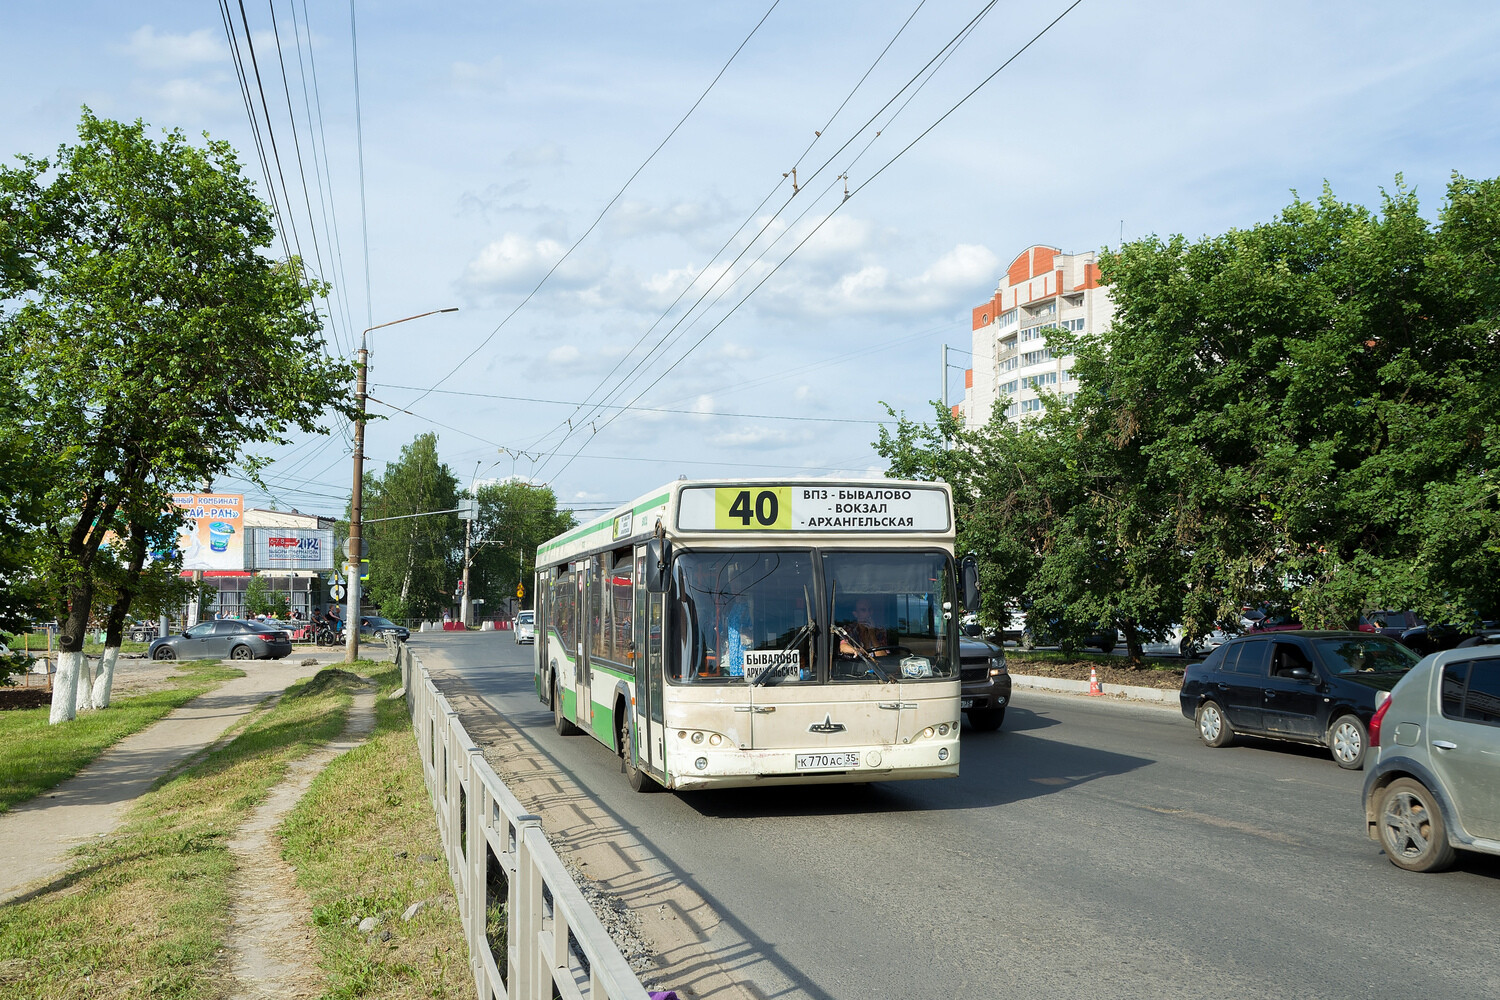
[225,678,377,1000]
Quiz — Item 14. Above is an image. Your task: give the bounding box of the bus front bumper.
[665,737,960,791]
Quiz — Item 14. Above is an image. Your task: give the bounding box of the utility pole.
[344,307,458,663]
[460,513,472,627]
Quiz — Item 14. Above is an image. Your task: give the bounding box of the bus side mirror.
[961,553,980,612]
[645,538,672,593]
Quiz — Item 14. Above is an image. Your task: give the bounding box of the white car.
[514,611,535,645]
[1141,625,1236,658]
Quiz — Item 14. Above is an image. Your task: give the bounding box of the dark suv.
[1180,631,1419,769]
[959,635,1010,731]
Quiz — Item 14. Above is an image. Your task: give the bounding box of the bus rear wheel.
[552,678,579,736]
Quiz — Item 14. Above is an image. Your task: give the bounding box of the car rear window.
[1310,636,1418,675]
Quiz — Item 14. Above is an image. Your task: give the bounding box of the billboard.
[245,528,336,571]
[172,493,245,571]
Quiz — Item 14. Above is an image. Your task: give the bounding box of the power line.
[528,0,1002,477]
[397,0,782,417]
[543,0,1082,483]
[368,383,895,424]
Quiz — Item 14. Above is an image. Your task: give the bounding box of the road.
[416,631,1500,1000]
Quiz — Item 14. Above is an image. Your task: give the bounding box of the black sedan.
[358,615,410,641]
[959,635,1010,731]
[1179,630,1419,769]
[149,619,293,661]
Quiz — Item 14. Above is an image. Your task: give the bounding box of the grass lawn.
[0,661,240,814]
[0,661,471,1000]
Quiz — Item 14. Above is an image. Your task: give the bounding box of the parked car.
[958,634,1010,731]
[1356,610,1423,641]
[1241,610,1303,633]
[358,616,410,642]
[1455,629,1500,649]
[1021,620,1118,654]
[1180,631,1420,769]
[1141,625,1236,659]
[127,618,158,643]
[149,620,292,661]
[1362,645,1500,872]
[1400,620,1500,657]
[514,610,536,645]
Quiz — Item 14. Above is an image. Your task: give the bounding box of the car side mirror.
[1286,666,1312,681]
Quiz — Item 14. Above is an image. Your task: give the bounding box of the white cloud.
[608,197,734,239]
[506,143,566,169]
[709,425,812,450]
[462,233,605,293]
[452,55,506,93]
[122,27,224,71]
[137,77,237,121]
[547,345,581,365]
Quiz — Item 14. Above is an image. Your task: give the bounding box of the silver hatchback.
[1362,646,1500,872]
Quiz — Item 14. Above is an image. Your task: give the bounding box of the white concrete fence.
[398,642,651,1000]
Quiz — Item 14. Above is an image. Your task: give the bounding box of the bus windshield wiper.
[832,625,896,681]
[750,622,816,687]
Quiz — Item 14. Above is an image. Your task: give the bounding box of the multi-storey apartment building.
[956,245,1114,428]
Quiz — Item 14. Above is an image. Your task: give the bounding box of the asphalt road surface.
[417,631,1500,1000]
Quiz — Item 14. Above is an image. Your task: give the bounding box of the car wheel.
[1329,714,1368,770]
[1196,700,1233,748]
[967,707,1005,732]
[552,678,579,736]
[1178,638,1197,658]
[1097,641,1116,655]
[1020,630,1036,650]
[1378,778,1456,873]
[230,644,254,661]
[153,646,176,661]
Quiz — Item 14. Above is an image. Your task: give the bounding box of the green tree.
[468,480,575,613]
[0,110,355,722]
[1091,174,1500,630]
[360,433,462,621]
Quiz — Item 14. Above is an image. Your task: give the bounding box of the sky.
[5,1,1500,522]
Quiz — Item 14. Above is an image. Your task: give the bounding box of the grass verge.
[0,660,469,1000]
[0,661,240,814]
[279,661,472,1000]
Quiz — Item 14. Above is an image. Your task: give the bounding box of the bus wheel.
[552,678,579,736]
[618,709,658,793]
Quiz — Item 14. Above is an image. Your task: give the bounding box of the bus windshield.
[672,550,817,684]
[825,551,956,682]
[670,549,957,685]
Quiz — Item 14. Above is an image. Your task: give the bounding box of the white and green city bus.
[532,478,977,791]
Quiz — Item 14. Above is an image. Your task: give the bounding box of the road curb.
[1011,672,1181,710]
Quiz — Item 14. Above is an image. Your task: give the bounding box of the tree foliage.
[360,433,462,621]
[878,174,1500,660]
[468,480,575,613]
[0,109,354,718]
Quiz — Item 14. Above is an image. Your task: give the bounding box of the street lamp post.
[345,307,458,663]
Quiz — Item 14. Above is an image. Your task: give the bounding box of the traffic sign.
[330,584,345,600]
[516,582,525,598]
[342,538,369,559]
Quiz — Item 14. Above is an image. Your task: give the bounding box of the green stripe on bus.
[537,492,672,557]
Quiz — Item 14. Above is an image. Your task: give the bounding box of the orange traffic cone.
[1087,666,1103,696]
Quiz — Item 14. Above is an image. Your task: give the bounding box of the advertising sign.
[172,493,245,570]
[245,528,336,571]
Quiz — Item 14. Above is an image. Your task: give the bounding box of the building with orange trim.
[957,245,1114,427]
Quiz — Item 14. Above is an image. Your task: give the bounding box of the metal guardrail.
[397,642,651,1000]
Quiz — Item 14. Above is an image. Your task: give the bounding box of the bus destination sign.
[677,485,949,532]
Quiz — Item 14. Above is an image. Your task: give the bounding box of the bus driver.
[838,597,895,658]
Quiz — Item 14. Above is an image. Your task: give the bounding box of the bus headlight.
[691,731,704,744]
[695,757,709,770]
[923,726,935,739]
[938,747,949,761]
[709,733,722,746]
[937,723,949,736]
